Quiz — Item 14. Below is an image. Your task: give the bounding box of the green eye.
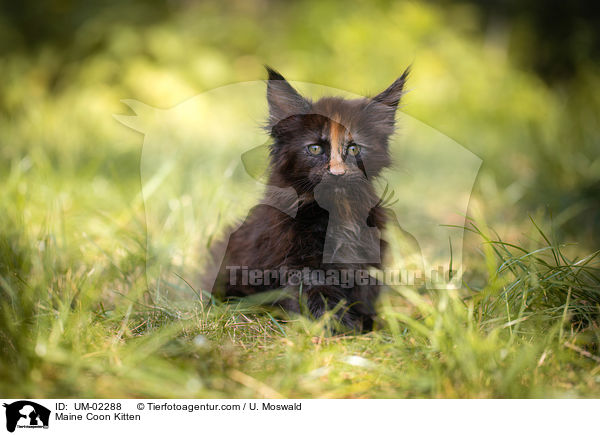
[347,144,361,156]
[308,144,323,155]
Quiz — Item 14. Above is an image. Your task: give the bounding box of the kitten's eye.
[347,144,361,156]
[307,144,324,155]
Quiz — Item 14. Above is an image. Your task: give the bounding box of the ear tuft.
[372,66,410,109]
[265,66,310,129]
[265,65,286,82]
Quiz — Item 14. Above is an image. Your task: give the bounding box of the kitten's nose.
[328,168,346,176]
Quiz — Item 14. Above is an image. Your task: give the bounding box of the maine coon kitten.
[211,66,410,331]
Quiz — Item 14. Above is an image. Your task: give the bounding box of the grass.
[1,164,599,398]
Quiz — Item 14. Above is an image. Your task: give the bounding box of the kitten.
[211,66,411,331]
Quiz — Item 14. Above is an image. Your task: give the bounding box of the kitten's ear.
[372,66,410,110]
[265,66,310,128]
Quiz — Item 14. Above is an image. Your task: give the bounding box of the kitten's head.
[265,66,408,194]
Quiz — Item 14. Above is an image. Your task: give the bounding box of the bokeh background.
[2,0,599,246]
[1,0,599,398]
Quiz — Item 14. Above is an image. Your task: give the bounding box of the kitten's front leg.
[305,285,369,332]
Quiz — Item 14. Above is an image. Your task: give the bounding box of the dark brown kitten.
[211,67,410,331]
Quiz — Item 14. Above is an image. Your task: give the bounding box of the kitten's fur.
[212,67,410,331]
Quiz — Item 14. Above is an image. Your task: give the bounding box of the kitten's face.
[266,67,408,193]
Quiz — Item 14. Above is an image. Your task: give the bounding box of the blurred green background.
[2,0,599,244]
[1,0,599,398]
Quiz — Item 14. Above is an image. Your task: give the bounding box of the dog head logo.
[3,401,50,432]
